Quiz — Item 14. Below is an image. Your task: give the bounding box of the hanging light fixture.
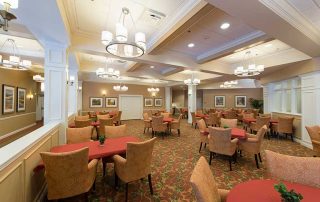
[184,72,200,86]
[113,83,128,92]
[96,58,120,79]
[220,80,238,88]
[0,38,32,70]
[0,0,18,31]
[234,51,264,77]
[101,7,146,58]
[33,74,44,82]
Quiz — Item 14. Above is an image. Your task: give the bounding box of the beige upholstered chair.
[205,113,220,127]
[151,116,168,139]
[208,127,238,171]
[97,114,110,120]
[171,114,182,136]
[105,124,127,138]
[40,148,98,200]
[160,112,170,118]
[265,150,320,188]
[191,112,201,129]
[259,113,271,118]
[113,137,157,201]
[272,116,294,141]
[252,109,259,118]
[112,111,122,125]
[197,119,209,153]
[143,112,152,134]
[250,116,270,134]
[75,115,90,121]
[98,118,114,137]
[243,113,254,119]
[239,126,268,168]
[75,120,91,128]
[66,126,93,144]
[220,118,237,128]
[225,111,237,119]
[305,125,320,157]
[190,156,229,202]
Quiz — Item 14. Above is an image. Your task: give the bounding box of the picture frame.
[2,84,15,114]
[144,98,153,107]
[235,95,247,108]
[154,98,162,107]
[214,95,225,108]
[17,87,26,112]
[106,97,117,108]
[89,97,103,108]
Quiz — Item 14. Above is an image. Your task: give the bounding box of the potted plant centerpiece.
[274,182,303,202]
[99,135,105,146]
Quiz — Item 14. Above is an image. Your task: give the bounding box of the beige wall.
[82,81,166,112]
[172,90,186,108]
[203,88,263,109]
[0,69,37,136]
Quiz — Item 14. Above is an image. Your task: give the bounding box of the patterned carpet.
[60,119,314,202]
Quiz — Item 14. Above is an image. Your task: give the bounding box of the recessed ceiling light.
[265,44,272,48]
[188,43,195,48]
[150,66,154,68]
[220,22,230,30]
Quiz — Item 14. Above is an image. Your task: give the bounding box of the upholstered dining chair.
[265,150,320,188]
[190,156,229,202]
[271,116,294,141]
[40,148,98,201]
[305,125,320,157]
[259,113,271,118]
[66,126,93,144]
[220,118,237,128]
[225,111,237,119]
[97,114,110,120]
[171,114,182,136]
[238,125,268,169]
[75,115,90,121]
[191,112,201,129]
[75,120,91,128]
[105,124,127,138]
[113,137,157,202]
[205,112,220,127]
[160,112,170,118]
[208,127,238,171]
[250,116,270,134]
[252,109,259,118]
[113,111,122,126]
[98,118,114,137]
[197,119,209,153]
[151,116,168,139]
[143,112,152,134]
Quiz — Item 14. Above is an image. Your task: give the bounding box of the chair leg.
[144,128,146,134]
[194,123,197,129]
[204,143,206,148]
[148,174,154,195]
[199,142,202,153]
[291,134,294,142]
[114,171,118,189]
[103,160,106,177]
[254,154,260,169]
[178,129,180,136]
[209,152,213,165]
[125,183,128,202]
[258,153,262,163]
[229,156,232,171]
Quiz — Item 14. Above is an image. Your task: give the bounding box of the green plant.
[274,182,303,202]
[249,98,263,111]
[223,125,229,129]
[99,135,105,145]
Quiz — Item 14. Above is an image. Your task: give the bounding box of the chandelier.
[33,74,44,82]
[113,84,128,92]
[234,51,264,77]
[96,60,120,80]
[0,0,18,31]
[220,80,238,88]
[184,73,200,86]
[101,7,146,58]
[0,39,32,70]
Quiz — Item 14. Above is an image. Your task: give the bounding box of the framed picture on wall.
[214,96,225,108]
[235,96,247,107]
[17,87,26,112]
[2,84,15,114]
[154,98,162,107]
[106,97,117,107]
[90,97,103,108]
[144,98,153,107]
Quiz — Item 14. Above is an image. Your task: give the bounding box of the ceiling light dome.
[33,74,44,82]
[113,84,128,91]
[234,51,264,77]
[184,73,200,86]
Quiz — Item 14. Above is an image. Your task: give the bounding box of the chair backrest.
[161,112,170,118]
[75,115,90,121]
[278,116,294,133]
[259,113,271,118]
[243,113,254,119]
[105,124,127,138]
[143,112,149,120]
[66,126,92,144]
[255,125,268,149]
[113,111,122,122]
[197,119,207,132]
[256,117,271,129]
[209,108,216,113]
[74,120,91,128]
[190,156,222,202]
[196,109,203,114]
[265,150,320,188]
[97,114,110,120]
[99,118,114,135]
[225,111,237,119]
[126,137,157,179]
[98,111,108,115]
[40,148,90,199]
[252,109,259,118]
[220,118,237,128]
[208,127,233,154]
[191,112,196,122]
[305,125,320,142]
[151,116,165,131]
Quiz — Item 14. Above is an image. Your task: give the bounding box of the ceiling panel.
[165,70,221,81]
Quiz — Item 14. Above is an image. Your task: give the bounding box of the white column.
[165,86,171,112]
[188,85,197,124]
[77,81,83,115]
[68,68,78,115]
[43,42,68,144]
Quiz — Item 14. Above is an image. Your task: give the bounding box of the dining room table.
[34,136,139,172]
[226,179,320,202]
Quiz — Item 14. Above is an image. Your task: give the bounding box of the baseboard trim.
[0,112,36,121]
[33,182,47,202]
[294,138,312,149]
[0,123,36,141]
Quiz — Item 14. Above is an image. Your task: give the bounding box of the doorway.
[119,95,143,120]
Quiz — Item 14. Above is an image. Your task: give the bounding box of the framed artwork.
[214,96,225,108]
[2,84,15,114]
[154,98,162,107]
[89,97,103,108]
[235,96,247,108]
[106,97,117,107]
[144,98,153,107]
[17,87,26,112]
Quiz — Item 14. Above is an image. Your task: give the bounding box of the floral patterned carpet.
[60,119,314,202]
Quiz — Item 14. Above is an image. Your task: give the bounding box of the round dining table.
[227,179,320,202]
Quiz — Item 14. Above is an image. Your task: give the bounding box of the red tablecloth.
[227,179,320,202]
[163,117,174,123]
[201,128,246,139]
[69,121,100,128]
[34,136,139,172]
[196,114,209,118]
